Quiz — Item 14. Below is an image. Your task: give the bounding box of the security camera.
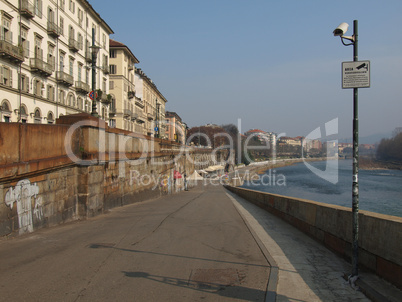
[333,22,349,36]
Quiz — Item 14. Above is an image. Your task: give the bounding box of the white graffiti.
[5,179,43,234]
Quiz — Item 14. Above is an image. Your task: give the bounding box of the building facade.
[165,111,186,144]
[134,68,167,138]
[108,39,141,131]
[0,0,113,124]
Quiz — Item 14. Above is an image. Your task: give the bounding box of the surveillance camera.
[333,22,349,36]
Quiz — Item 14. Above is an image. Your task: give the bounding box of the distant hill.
[338,132,392,145]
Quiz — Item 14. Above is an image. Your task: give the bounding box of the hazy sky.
[93,0,402,140]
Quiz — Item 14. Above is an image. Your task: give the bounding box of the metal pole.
[91,28,98,117]
[351,19,359,277]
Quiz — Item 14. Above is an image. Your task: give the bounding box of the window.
[109,64,116,74]
[102,34,106,49]
[78,64,82,82]
[78,9,83,27]
[110,50,116,58]
[59,53,64,71]
[47,112,54,124]
[60,0,65,11]
[1,18,12,43]
[19,28,30,58]
[35,0,43,18]
[0,66,13,87]
[69,0,75,13]
[109,81,114,89]
[48,7,54,23]
[34,109,41,124]
[34,36,43,59]
[78,33,83,49]
[59,17,64,36]
[47,85,55,101]
[59,89,65,105]
[69,59,73,76]
[20,74,29,92]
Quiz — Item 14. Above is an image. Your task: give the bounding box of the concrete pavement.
[0,185,270,302]
[226,189,402,302]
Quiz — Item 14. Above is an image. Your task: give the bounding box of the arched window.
[1,100,11,122]
[47,111,54,124]
[34,108,41,124]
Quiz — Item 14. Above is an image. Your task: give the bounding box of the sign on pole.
[342,61,370,89]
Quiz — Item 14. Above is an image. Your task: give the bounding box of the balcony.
[30,58,53,76]
[47,21,61,38]
[128,91,135,99]
[101,93,111,104]
[56,71,74,86]
[85,49,92,62]
[0,40,24,63]
[135,97,144,108]
[109,107,116,117]
[128,64,134,71]
[124,109,132,118]
[147,113,154,121]
[75,81,90,93]
[101,64,109,74]
[131,112,138,121]
[20,0,35,19]
[68,37,80,52]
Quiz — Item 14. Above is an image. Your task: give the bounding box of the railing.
[47,21,61,37]
[20,0,35,18]
[75,81,90,93]
[68,38,81,52]
[128,91,135,99]
[56,71,74,86]
[30,58,53,76]
[147,113,154,120]
[0,40,24,63]
[124,109,132,117]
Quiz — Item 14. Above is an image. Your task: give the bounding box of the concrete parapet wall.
[0,115,222,237]
[225,186,402,289]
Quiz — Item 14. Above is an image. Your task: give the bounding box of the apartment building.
[0,0,113,124]
[134,68,167,138]
[108,39,141,131]
[165,111,187,144]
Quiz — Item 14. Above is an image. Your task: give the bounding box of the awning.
[204,165,225,173]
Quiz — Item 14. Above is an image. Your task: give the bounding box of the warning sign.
[342,61,370,89]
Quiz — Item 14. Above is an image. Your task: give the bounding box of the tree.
[376,132,402,162]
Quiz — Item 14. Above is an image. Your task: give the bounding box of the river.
[241,159,402,217]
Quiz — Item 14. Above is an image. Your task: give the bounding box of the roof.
[109,39,140,63]
[83,1,114,34]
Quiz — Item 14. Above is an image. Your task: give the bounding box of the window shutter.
[26,40,30,58]
[0,26,4,41]
[9,69,12,87]
[26,76,30,92]
[0,67,3,85]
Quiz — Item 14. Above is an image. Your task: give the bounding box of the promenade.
[0,183,400,301]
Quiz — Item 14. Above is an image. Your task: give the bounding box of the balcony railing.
[20,0,35,18]
[85,49,92,62]
[147,113,154,121]
[30,57,53,76]
[109,107,116,117]
[47,21,61,38]
[0,40,24,63]
[102,64,109,74]
[68,37,81,52]
[128,91,135,99]
[131,112,138,121]
[124,109,132,117]
[56,71,74,86]
[75,81,90,93]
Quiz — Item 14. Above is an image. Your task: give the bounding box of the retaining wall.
[0,114,220,237]
[225,186,402,289]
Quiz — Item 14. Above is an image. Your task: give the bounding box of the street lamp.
[333,20,359,280]
[90,28,100,117]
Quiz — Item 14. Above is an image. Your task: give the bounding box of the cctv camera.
[333,22,349,36]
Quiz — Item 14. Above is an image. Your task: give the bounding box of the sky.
[92,0,402,141]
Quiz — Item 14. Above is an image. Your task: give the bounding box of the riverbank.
[360,157,402,170]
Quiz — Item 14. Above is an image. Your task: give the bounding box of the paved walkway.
[226,189,400,302]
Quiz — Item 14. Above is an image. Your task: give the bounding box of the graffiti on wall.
[5,179,43,234]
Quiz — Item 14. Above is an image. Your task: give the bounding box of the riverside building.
[0,0,113,124]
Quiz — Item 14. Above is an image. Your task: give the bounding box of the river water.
[241,159,402,217]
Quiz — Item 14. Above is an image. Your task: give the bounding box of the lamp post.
[333,20,359,279]
[90,28,100,117]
